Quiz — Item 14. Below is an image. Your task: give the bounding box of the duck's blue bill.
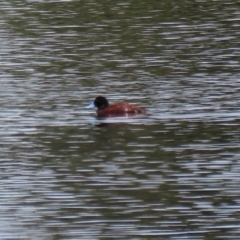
[86,102,95,108]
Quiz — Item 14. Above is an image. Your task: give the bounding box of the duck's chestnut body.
[97,102,146,117]
[87,96,146,117]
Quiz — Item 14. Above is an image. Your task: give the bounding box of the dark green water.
[0,0,240,239]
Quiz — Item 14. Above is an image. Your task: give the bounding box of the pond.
[0,0,240,239]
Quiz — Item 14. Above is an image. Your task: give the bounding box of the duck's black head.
[94,96,109,110]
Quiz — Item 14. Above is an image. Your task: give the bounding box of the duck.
[87,96,146,117]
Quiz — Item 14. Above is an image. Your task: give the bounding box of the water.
[0,0,240,239]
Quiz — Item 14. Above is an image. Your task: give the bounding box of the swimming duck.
[87,96,146,117]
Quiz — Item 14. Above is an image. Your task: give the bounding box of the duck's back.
[97,103,146,117]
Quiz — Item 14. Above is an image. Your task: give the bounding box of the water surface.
[0,0,240,239]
